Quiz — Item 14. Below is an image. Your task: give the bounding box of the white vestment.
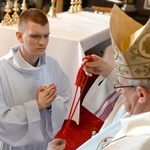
[103,112,150,150]
[78,89,150,150]
[0,45,72,149]
[82,45,119,121]
[82,70,120,121]
[77,95,127,150]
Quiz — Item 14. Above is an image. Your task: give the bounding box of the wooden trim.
[56,0,63,12]
[92,6,112,13]
[136,0,150,15]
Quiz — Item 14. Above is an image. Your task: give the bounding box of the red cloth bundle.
[55,106,104,150]
[55,55,104,149]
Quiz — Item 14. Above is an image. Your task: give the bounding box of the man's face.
[17,21,50,61]
[116,77,138,115]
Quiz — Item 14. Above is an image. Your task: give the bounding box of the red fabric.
[55,106,104,150]
[55,55,103,149]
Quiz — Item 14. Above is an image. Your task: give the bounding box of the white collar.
[15,50,42,68]
[121,112,150,136]
[5,45,46,69]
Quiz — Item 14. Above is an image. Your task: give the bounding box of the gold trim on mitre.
[110,4,150,79]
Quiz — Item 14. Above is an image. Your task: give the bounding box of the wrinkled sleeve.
[50,61,72,137]
[82,69,120,120]
[0,80,45,146]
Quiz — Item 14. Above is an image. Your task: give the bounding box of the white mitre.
[110,5,150,79]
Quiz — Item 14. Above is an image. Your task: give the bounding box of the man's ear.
[136,86,148,104]
[16,31,23,43]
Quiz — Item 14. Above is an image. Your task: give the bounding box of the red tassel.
[75,55,93,87]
